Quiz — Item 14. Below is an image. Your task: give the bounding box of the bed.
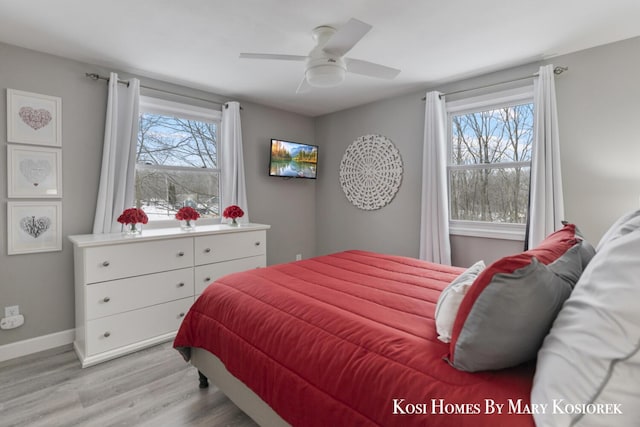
[174,250,536,427]
[176,212,640,427]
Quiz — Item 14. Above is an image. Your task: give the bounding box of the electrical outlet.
[295,254,302,261]
[5,305,19,317]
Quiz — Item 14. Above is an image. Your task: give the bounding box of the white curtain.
[527,64,564,248]
[220,101,249,223]
[92,73,140,234]
[420,91,451,265]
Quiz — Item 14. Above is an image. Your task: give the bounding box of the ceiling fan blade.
[296,76,312,94]
[345,58,401,79]
[321,18,372,56]
[239,53,307,61]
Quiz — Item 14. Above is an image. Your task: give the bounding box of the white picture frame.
[7,145,62,198]
[7,201,62,255]
[7,89,62,146]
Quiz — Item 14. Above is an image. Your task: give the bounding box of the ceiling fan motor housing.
[306,56,346,87]
[304,25,347,87]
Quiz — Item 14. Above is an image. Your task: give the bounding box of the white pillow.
[532,225,640,427]
[596,208,640,251]
[434,260,485,343]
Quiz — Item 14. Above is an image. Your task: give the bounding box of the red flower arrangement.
[175,206,200,222]
[117,207,148,234]
[223,205,244,225]
[117,208,148,225]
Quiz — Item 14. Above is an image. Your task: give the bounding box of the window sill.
[449,221,525,241]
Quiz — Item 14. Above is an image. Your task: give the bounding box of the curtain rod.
[421,66,568,100]
[85,73,240,109]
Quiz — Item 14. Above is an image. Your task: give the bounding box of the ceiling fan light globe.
[306,64,346,87]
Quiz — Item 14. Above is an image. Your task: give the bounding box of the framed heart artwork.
[7,89,62,146]
[7,145,62,198]
[7,201,62,255]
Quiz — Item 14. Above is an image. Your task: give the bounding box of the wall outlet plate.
[5,305,19,317]
[295,254,302,261]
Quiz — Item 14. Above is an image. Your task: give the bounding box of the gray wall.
[0,42,315,346]
[315,93,425,258]
[240,102,317,265]
[0,43,105,346]
[554,37,640,240]
[315,36,640,267]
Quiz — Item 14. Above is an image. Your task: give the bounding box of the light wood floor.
[0,342,259,427]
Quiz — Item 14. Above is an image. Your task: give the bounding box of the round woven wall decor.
[339,134,403,210]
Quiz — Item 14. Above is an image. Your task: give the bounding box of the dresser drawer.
[85,297,192,356]
[84,238,194,283]
[85,268,193,320]
[195,255,266,295]
[194,231,266,265]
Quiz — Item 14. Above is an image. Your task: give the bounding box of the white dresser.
[68,223,270,368]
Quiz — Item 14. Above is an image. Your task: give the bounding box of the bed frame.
[191,347,290,427]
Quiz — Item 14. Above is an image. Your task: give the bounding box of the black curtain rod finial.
[553,66,568,75]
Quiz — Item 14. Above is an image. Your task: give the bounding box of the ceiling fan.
[239,18,401,93]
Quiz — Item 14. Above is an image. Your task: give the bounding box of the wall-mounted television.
[269,139,318,179]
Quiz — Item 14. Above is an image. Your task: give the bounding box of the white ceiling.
[1,0,640,116]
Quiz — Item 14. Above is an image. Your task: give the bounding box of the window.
[136,97,221,223]
[446,87,534,240]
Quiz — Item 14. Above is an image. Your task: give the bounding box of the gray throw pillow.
[449,242,585,372]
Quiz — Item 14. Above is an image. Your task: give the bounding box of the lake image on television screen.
[270,140,318,178]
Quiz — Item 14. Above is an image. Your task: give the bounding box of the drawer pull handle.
[204,277,211,282]
[177,251,185,257]
[204,248,211,253]
[102,261,110,267]
[103,297,111,303]
[103,332,111,338]
[177,282,185,288]
[179,312,185,318]
[254,242,261,246]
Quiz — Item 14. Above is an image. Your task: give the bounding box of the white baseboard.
[0,329,75,363]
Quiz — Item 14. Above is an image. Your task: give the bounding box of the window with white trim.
[135,96,222,223]
[446,87,534,240]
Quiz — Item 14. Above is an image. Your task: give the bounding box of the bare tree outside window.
[449,103,533,224]
[135,110,220,220]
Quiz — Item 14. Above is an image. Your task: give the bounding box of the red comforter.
[174,250,535,427]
